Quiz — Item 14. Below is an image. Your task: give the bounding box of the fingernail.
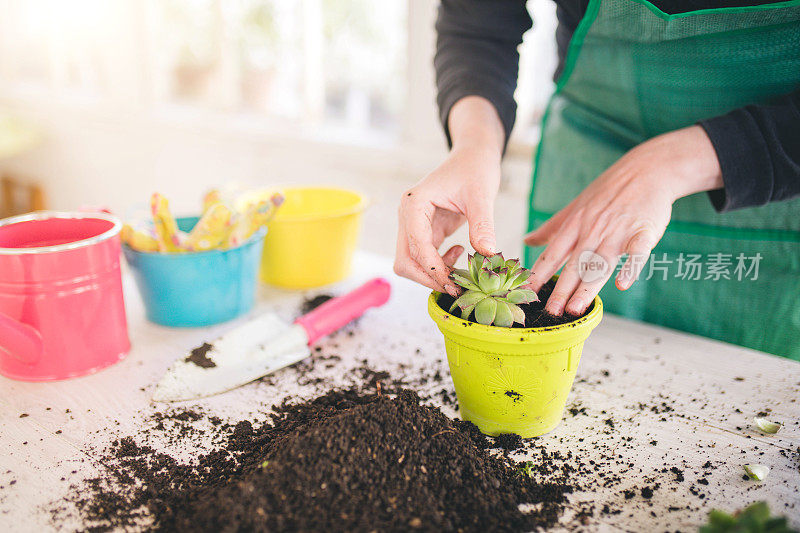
[445,283,459,297]
[546,301,564,316]
[566,300,583,315]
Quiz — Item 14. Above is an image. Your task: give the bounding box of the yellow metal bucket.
[259,186,365,289]
[427,291,603,437]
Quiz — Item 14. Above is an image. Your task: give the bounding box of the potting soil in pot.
[72,388,572,532]
[437,279,594,328]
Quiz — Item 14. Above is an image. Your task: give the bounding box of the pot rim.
[250,185,368,223]
[122,225,266,258]
[427,289,603,343]
[0,211,122,255]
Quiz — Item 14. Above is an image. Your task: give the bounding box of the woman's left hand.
[524,125,723,316]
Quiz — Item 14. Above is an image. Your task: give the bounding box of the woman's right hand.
[394,96,505,296]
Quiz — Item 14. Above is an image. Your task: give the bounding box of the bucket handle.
[0,312,43,365]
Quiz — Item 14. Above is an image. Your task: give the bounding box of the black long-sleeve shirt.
[435,0,800,212]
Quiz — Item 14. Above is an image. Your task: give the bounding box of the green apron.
[525,0,800,359]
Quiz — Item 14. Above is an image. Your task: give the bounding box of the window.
[147,0,406,139]
[0,0,557,154]
[515,0,559,147]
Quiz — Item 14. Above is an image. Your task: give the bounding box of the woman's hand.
[524,125,723,316]
[394,96,505,296]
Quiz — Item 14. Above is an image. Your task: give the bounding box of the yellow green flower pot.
[427,290,603,437]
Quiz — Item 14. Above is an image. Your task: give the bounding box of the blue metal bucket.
[123,216,266,327]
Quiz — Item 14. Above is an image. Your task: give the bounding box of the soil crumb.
[73,389,572,532]
[437,279,591,328]
[184,342,216,368]
[300,293,334,315]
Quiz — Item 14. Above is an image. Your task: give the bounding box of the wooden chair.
[1,175,46,218]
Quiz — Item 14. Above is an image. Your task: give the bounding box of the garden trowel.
[153,277,391,402]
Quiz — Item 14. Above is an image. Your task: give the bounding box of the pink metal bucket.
[0,212,130,381]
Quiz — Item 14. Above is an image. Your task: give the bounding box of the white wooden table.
[1,251,798,532]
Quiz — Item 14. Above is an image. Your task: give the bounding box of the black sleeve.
[699,88,800,212]
[435,0,533,148]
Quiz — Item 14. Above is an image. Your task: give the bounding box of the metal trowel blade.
[153,313,311,402]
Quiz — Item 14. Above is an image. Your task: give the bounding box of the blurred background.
[0,0,557,259]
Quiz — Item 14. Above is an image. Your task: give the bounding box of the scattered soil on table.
[50,292,782,530]
[51,354,735,531]
[437,279,592,328]
[184,342,216,368]
[73,389,572,532]
[166,410,202,422]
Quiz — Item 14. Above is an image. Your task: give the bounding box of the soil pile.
[77,389,572,532]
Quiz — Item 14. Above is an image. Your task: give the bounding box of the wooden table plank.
[1,252,798,531]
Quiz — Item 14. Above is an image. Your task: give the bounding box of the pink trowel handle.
[294,278,391,345]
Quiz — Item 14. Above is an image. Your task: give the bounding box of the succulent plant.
[448,253,539,327]
[700,502,794,533]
